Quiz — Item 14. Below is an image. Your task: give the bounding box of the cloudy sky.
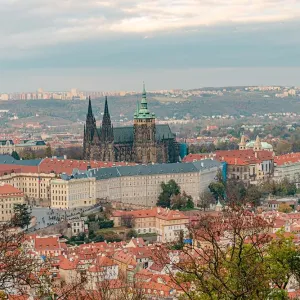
[0,0,299,91]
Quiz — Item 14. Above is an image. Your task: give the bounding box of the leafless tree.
[121,214,135,228]
[153,206,273,300]
[0,223,52,297]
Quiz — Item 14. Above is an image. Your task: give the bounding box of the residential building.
[0,183,24,222]
[0,140,15,155]
[86,256,119,290]
[274,153,300,187]
[68,218,88,236]
[15,140,47,153]
[111,207,189,243]
[215,149,274,185]
[27,235,66,257]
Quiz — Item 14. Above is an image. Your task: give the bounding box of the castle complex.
[83,85,179,164]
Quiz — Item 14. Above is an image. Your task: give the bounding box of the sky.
[0,0,299,92]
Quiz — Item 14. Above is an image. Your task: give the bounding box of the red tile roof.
[215,150,273,165]
[59,257,78,270]
[274,152,300,166]
[0,183,23,197]
[0,165,38,175]
[34,236,62,251]
[112,207,189,221]
[182,153,212,162]
[183,150,273,166]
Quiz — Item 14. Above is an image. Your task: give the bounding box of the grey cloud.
[0,0,299,57]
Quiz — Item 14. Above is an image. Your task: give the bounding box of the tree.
[275,141,292,155]
[171,191,194,210]
[186,196,194,210]
[266,230,299,291]
[154,206,273,299]
[199,191,215,211]
[20,148,36,160]
[225,179,247,204]
[0,223,51,296]
[278,203,293,213]
[45,143,52,157]
[209,181,225,201]
[99,220,114,229]
[121,214,135,228]
[12,203,31,229]
[245,184,263,207]
[11,151,20,160]
[157,180,181,208]
[126,229,138,239]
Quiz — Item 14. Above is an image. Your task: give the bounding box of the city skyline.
[0,1,299,91]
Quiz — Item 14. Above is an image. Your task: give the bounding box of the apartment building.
[0,183,24,222]
[111,207,189,243]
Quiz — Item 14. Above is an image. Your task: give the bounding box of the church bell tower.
[133,84,157,164]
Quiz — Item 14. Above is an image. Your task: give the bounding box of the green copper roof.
[246,141,273,149]
[135,83,155,119]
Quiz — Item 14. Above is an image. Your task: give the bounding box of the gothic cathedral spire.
[101,96,114,142]
[83,96,97,160]
[87,96,93,116]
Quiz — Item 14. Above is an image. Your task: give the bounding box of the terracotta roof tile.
[0,183,23,197]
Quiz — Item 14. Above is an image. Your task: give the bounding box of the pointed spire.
[142,82,146,99]
[104,96,109,117]
[87,96,93,116]
[101,96,114,142]
[255,135,260,143]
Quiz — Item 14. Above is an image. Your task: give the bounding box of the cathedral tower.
[83,97,97,160]
[133,84,157,164]
[99,96,115,161]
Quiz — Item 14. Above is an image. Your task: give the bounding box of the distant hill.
[0,92,299,124]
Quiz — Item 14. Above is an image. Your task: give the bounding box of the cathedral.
[83,85,180,164]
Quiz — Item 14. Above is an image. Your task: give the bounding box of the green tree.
[226,179,246,204]
[99,220,114,229]
[170,191,194,210]
[126,229,138,239]
[157,180,181,208]
[45,143,52,158]
[266,230,299,290]
[12,204,31,229]
[21,149,36,160]
[246,185,263,207]
[186,197,194,210]
[11,151,20,160]
[209,181,225,201]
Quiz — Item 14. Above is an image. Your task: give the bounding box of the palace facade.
[83,85,179,164]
